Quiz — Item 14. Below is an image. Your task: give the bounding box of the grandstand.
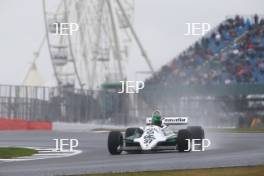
[146,15,264,86]
[141,15,264,127]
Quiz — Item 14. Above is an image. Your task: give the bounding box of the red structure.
[0,118,52,130]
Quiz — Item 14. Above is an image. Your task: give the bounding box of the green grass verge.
[73,165,264,176]
[0,147,38,159]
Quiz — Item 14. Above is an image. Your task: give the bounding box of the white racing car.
[107,111,205,155]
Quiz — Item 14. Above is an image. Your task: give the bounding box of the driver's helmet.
[152,110,162,126]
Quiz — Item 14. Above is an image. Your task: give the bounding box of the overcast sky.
[0,0,263,86]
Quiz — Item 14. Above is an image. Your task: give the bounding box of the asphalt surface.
[0,130,264,176]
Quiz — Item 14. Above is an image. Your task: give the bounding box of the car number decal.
[143,128,156,144]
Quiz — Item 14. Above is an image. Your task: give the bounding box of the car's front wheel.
[108,131,123,155]
[177,129,191,152]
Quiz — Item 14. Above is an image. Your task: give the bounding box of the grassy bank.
[74,165,264,176]
[0,147,38,159]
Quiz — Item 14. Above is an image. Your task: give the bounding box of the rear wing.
[146,117,188,125]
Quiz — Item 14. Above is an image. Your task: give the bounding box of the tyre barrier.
[0,118,52,130]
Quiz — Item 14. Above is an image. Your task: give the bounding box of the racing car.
[107,110,205,155]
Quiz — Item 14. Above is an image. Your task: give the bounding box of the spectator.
[146,15,264,86]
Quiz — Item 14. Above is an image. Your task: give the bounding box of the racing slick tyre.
[108,131,123,155]
[187,126,205,151]
[177,129,192,152]
[187,126,205,140]
[125,128,143,154]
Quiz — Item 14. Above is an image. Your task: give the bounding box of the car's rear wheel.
[187,126,205,151]
[125,128,143,154]
[187,126,205,139]
[108,131,123,155]
[125,128,143,138]
[177,129,191,152]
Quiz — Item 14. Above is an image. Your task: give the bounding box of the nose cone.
[134,126,166,150]
[139,136,159,150]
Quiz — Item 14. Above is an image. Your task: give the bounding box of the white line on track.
[0,147,82,162]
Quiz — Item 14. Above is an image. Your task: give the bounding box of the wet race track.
[0,130,264,176]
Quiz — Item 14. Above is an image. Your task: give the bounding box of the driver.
[152,110,162,127]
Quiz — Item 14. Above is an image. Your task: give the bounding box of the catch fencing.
[1,84,262,127]
[0,84,149,125]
